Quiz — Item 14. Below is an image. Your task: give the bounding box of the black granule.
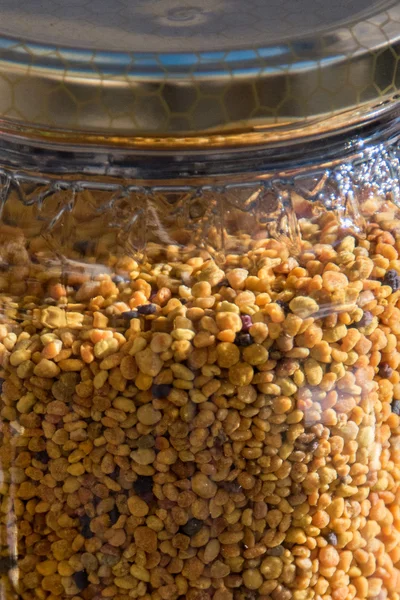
[35,450,50,464]
[379,363,393,379]
[326,532,338,546]
[73,570,89,591]
[121,310,139,320]
[152,384,172,399]
[137,303,157,315]
[109,466,120,481]
[214,278,229,288]
[0,378,4,393]
[180,518,204,536]
[276,299,290,314]
[235,332,253,347]
[392,400,400,416]
[356,310,374,328]
[79,514,94,539]
[383,269,400,291]
[0,556,17,575]
[109,506,120,525]
[112,275,127,284]
[134,476,154,497]
[267,545,284,556]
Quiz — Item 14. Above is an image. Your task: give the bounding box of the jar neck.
[0,110,399,259]
[0,105,399,183]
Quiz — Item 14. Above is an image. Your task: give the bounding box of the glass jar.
[1,2,400,600]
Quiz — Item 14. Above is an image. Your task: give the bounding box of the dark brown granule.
[267,545,284,556]
[326,532,338,546]
[356,310,374,328]
[121,310,139,320]
[152,383,173,398]
[379,363,393,379]
[181,518,204,536]
[79,514,94,539]
[133,476,154,497]
[383,269,400,291]
[391,400,400,416]
[235,332,253,347]
[73,570,89,591]
[137,303,157,315]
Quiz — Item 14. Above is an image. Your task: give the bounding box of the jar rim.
[0,96,399,151]
[1,100,399,184]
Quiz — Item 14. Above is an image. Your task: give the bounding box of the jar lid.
[0,0,399,146]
